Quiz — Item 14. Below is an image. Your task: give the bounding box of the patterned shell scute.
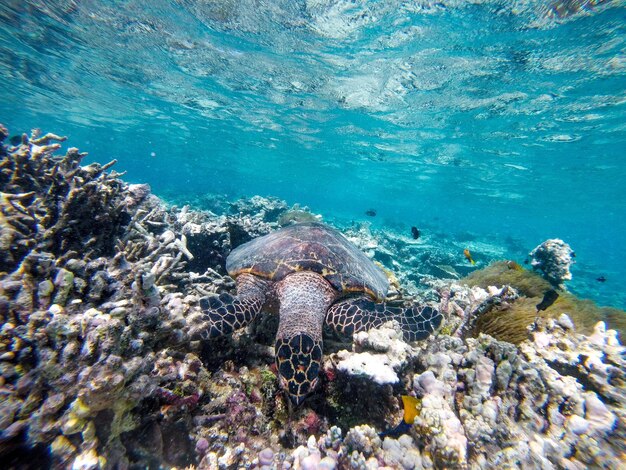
[226,222,389,300]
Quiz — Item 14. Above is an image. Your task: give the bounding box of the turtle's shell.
[226,222,389,300]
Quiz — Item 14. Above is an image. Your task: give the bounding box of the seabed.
[0,127,624,469]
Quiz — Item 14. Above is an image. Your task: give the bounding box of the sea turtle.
[189,222,442,405]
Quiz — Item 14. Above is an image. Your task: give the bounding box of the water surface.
[1,0,625,306]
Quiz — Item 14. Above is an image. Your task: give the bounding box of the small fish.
[536,289,559,312]
[463,248,475,265]
[596,276,606,283]
[506,260,523,271]
[379,395,420,438]
[400,395,420,424]
[9,135,21,146]
[365,209,377,217]
[411,226,420,240]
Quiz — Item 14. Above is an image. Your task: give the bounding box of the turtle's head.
[275,334,323,406]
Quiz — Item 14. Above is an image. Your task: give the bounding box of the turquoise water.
[1,0,625,307]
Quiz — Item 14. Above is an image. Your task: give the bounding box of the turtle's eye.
[275,334,323,405]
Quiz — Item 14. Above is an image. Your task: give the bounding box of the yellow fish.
[464,248,476,265]
[401,395,420,424]
[379,395,420,437]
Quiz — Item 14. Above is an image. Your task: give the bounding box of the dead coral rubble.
[414,316,626,469]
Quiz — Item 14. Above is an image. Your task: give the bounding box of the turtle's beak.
[285,376,319,406]
[289,392,308,406]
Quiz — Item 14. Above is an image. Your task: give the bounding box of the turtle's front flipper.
[188,274,268,340]
[326,297,442,342]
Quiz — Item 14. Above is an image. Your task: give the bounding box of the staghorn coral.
[0,125,296,468]
[0,129,125,270]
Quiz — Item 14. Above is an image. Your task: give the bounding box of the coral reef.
[334,322,412,386]
[0,128,206,467]
[277,205,321,227]
[291,318,625,470]
[530,238,575,287]
[410,318,625,468]
[0,126,286,468]
[1,126,624,470]
[460,261,626,342]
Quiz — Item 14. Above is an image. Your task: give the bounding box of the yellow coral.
[438,324,454,336]
[71,397,92,419]
[50,435,76,456]
[62,416,86,435]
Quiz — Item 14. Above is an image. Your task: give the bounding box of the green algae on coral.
[260,367,277,388]
[604,307,626,340]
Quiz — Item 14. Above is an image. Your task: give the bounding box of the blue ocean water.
[0,0,624,307]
